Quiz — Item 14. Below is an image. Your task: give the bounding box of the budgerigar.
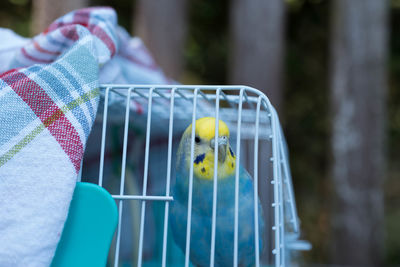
[170,117,265,267]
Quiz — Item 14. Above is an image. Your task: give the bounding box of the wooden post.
[229,0,285,112]
[134,0,187,81]
[330,0,388,265]
[31,0,88,35]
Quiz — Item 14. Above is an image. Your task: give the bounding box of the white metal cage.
[80,84,306,267]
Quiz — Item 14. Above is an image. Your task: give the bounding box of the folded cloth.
[0,7,170,266]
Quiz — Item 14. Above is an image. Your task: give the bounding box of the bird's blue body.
[170,117,265,267]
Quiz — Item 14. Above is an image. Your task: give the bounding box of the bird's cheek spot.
[229,147,235,157]
[231,163,234,168]
[201,167,206,173]
[194,153,206,164]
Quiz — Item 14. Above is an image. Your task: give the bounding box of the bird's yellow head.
[178,117,236,180]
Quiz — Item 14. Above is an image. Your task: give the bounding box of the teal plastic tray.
[51,182,118,267]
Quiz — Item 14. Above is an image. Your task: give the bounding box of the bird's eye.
[195,136,201,143]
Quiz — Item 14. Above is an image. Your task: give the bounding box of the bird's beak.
[210,137,227,163]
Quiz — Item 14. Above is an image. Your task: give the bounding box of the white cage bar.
[80,84,303,267]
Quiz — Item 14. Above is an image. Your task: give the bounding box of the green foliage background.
[1,0,399,264]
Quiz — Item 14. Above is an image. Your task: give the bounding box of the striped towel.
[0,7,169,266]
